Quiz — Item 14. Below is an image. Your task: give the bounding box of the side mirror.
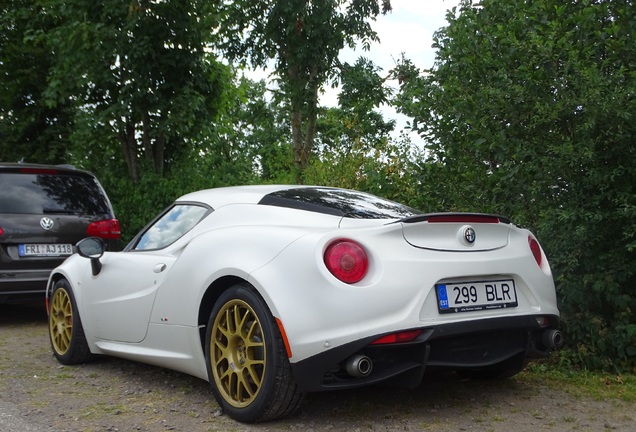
[76,237,105,276]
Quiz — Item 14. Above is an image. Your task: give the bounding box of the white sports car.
[46,185,562,422]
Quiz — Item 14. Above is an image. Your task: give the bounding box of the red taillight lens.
[0,226,3,236]
[87,219,121,239]
[371,330,422,345]
[528,235,543,267]
[323,239,369,284]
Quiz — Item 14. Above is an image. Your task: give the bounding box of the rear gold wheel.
[211,298,265,408]
[205,284,303,422]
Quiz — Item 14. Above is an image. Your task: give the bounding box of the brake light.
[428,215,500,224]
[371,330,422,345]
[20,167,58,174]
[323,239,368,284]
[87,219,121,239]
[0,226,3,236]
[528,235,543,267]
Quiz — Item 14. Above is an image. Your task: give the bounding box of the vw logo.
[40,217,54,230]
[463,226,476,244]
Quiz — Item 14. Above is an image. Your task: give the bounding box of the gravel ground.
[1,303,634,432]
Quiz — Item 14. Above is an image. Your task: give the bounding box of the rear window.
[0,172,111,215]
[259,187,421,219]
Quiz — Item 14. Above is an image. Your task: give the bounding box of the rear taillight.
[528,235,543,267]
[370,330,422,345]
[87,219,121,239]
[323,239,369,284]
[0,226,3,236]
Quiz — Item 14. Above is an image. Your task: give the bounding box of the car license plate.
[18,244,73,257]
[436,279,518,314]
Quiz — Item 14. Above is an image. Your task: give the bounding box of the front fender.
[46,253,93,307]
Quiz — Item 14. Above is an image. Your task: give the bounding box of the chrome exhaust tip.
[542,329,564,349]
[345,354,373,377]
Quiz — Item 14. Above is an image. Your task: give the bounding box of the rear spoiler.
[399,213,511,225]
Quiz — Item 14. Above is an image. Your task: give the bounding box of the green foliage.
[0,0,74,163]
[40,0,228,180]
[305,105,422,205]
[211,75,294,184]
[395,0,636,372]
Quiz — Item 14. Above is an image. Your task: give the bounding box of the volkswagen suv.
[0,163,120,303]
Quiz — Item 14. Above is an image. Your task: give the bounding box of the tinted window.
[134,204,209,251]
[259,188,421,219]
[0,172,111,215]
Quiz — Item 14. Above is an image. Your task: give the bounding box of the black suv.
[0,163,120,303]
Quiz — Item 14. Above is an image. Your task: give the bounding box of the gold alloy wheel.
[211,299,266,408]
[50,288,73,355]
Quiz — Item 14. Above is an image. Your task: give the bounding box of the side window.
[134,204,209,251]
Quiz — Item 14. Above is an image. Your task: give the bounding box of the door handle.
[153,263,167,273]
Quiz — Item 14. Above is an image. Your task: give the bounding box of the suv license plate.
[436,279,518,314]
[19,244,73,257]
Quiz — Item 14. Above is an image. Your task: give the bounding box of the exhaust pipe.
[542,329,564,349]
[345,354,373,377]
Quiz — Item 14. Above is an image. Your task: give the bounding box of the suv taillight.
[0,226,3,236]
[87,219,121,239]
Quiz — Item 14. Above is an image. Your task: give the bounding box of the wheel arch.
[197,275,250,350]
[46,271,70,312]
[196,275,286,361]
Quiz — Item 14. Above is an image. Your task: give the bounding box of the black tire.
[456,352,528,380]
[48,278,93,365]
[205,283,303,422]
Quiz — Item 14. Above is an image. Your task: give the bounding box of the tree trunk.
[291,110,305,183]
[118,118,139,182]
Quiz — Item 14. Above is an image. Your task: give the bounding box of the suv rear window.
[259,187,422,219]
[0,172,111,215]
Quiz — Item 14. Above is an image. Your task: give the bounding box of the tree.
[214,0,392,182]
[0,0,73,163]
[394,0,636,371]
[212,75,294,183]
[42,0,228,181]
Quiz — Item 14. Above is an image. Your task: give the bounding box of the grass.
[519,364,636,402]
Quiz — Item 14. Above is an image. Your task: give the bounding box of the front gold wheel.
[49,287,73,355]
[48,278,92,365]
[210,299,266,408]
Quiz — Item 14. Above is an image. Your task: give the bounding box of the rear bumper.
[290,314,560,393]
[0,269,51,303]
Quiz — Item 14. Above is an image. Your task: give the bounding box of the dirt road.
[1,303,634,432]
